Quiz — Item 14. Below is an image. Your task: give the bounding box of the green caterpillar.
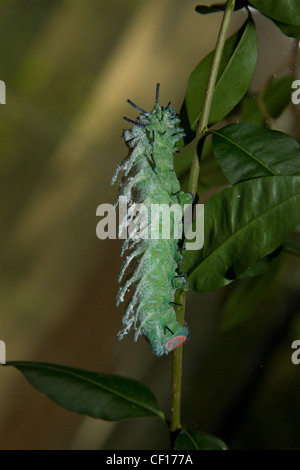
[111,84,192,356]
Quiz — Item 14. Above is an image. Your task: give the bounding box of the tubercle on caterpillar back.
[111,83,192,357]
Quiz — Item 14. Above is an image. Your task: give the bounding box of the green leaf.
[249,0,300,26]
[221,259,280,330]
[195,1,249,14]
[174,146,194,181]
[240,94,265,125]
[236,248,282,278]
[263,75,295,119]
[174,429,228,450]
[181,176,300,292]
[182,16,257,134]
[276,21,300,39]
[7,361,165,421]
[248,1,300,38]
[211,123,300,184]
[241,76,295,125]
[282,241,300,256]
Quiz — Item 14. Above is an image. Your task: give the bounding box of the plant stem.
[189,0,236,196]
[170,0,236,440]
[170,291,185,435]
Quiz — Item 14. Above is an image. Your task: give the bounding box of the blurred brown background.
[0,0,299,450]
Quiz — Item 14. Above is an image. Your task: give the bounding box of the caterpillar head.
[143,321,189,357]
[165,326,189,352]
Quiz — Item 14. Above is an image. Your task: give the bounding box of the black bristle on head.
[123,116,146,128]
[166,101,171,110]
[127,99,148,115]
[188,191,195,203]
[150,153,156,169]
[155,83,160,104]
[164,325,174,335]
